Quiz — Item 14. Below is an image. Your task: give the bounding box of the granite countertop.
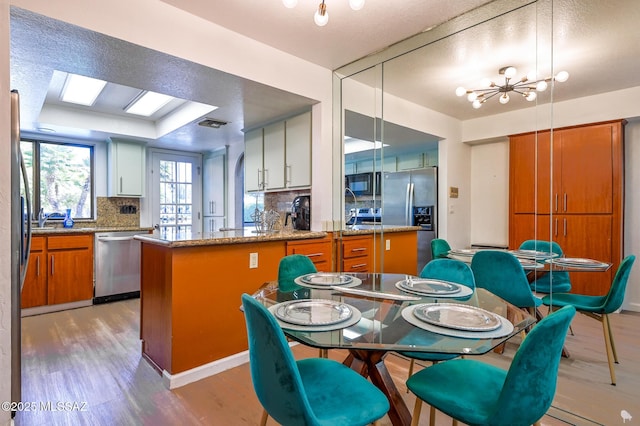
[135,229,327,248]
[31,226,154,235]
[341,225,421,236]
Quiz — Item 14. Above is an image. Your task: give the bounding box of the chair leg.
[406,359,416,393]
[602,314,617,385]
[411,398,423,426]
[260,409,269,426]
[452,419,458,425]
[319,348,328,358]
[605,314,619,363]
[429,405,436,426]
[569,324,575,336]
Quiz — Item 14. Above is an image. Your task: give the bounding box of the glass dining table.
[251,272,536,426]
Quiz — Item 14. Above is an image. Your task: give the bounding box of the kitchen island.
[135,229,327,388]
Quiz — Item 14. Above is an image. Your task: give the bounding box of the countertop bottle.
[63,208,74,228]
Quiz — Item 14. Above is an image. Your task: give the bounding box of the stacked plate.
[448,248,478,257]
[509,249,559,261]
[547,257,610,269]
[395,277,474,298]
[401,303,514,338]
[517,258,545,269]
[294,272,361,289]
[269,299,362,331]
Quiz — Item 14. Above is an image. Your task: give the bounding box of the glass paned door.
[151,151,201,239]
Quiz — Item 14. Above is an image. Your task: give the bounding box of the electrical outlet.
[249,252,258,269]
[386,239,391,251]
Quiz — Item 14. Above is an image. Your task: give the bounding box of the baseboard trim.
[21,299,93,317]
[161,342,299,389]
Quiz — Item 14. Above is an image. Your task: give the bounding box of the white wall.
[623,118,640,311]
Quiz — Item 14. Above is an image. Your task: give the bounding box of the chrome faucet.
[344,187,358,229]
[37,208,52,228]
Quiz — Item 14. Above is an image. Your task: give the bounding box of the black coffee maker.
[285,195,311,230]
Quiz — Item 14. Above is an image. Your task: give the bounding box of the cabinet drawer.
[30,236,46,252]
[47,234,93,250]
[342,256,369,273]
[286,238,332,271]
[342,238,371,259]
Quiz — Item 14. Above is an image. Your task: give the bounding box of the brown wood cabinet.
[374,231,419,275]
[509,120,624,296]
[341,236,372,273]
[286,234,333,271]
[21,234,94,308]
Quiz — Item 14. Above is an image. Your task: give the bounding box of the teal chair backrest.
[431,239,452,259]
[519,239,571,293]
[470,250,538,308]
[602,255,636,313]
[241,294,317,425]
[420,258,475,289]
[487,305,576,424]
[278,254,317,292]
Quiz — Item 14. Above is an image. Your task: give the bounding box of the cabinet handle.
[286,165,292,185]
[351,248,367,252]
[120,177,123,193]
[554,218,558,237]
[263,169,269,188]
[50,255,54,275]
[564,218,567,237]
[350,263,367,269]
[306,252,323,258]
[36,256,40,277]
[212,201,216,215]
[554,194,558,212]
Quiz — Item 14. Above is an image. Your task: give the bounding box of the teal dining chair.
[278,254,317,292]
[431,238,452,259]
[241,294,390,426]
[542,255,635,385]
[406,305,576,426]
[399,259,476,378]
[471,250,543,353]
[519,239,572,293]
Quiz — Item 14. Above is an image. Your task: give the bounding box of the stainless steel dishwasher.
[94,231,146,304]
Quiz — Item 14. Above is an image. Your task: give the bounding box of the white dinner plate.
[299,272,354,286]
[509,249,559,261]
[547,257,609,268]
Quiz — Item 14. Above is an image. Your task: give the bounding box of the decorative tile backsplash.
[96,197,140,227]
[264,189,311,230]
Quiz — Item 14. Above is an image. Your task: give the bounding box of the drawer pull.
[51,255,55,275]
[350,263,367,269]
[36,256,40,276]
[306,253,323,258]
[351,248,367,252]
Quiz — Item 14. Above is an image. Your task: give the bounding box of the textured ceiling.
[9,0,640,153]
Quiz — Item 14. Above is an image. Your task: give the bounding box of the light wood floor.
[17,299,640,425]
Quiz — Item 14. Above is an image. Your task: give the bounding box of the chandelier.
[456,66,569,109]
[282,0,366,27]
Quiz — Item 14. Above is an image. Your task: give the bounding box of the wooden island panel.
[141,240,286,375]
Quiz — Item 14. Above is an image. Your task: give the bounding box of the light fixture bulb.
[499,93,510,104]
[526,70,537,82]
[504,66,517,78]
[555,71,570,82]
[467,92,478,102]
[282,0,298,8]
[480,78,492,88]
[536,80,548,91]
[314,2,328,26]
[472,99,482,109]
[349,0,365,11]
[455,86,466,97]
[525,91,537,101]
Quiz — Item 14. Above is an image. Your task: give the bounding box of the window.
[243,192,264,225]
[20,140,94,220]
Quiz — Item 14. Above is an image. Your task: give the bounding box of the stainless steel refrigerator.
[10,90,31,410]
[382,167,437,275]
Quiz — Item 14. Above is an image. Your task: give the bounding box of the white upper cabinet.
[262,121,286,190]
[203,151,226,219]
[244,111,312,192]
[107,139,146,197]
[285,111,311,188]
[244,128,264,192]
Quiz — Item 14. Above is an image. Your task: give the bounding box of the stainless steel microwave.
[346,172,380,196]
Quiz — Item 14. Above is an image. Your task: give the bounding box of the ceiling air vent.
[198,118,229,129]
